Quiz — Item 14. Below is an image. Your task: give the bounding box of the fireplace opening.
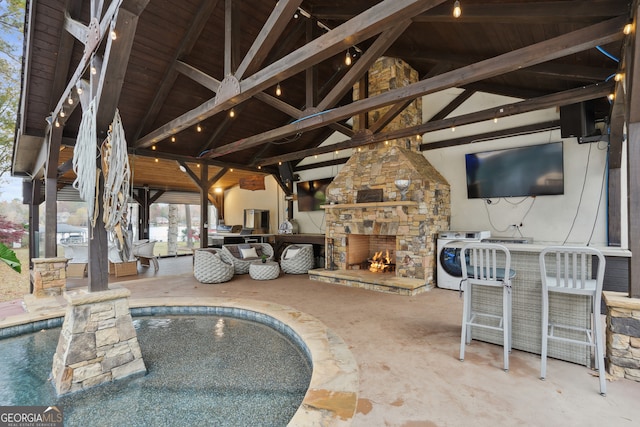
[347,235,396,273]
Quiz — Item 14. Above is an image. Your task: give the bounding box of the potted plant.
[261,254,268,263]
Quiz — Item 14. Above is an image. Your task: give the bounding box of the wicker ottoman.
[249,261,280,280]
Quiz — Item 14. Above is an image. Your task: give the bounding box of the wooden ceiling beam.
[421,121,561,150]
[310,0,626,22]
[224,0,241,75]
[317,21,411,111]
[395,49,617,83]
[202,16,626,158]
[235,0,302,79]
[257,82,613,166]
[132,0,219,141]
[412,0,629,23]
[136,0,448,148]
[96,0,150,132]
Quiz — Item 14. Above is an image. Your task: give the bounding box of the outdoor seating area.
[220,243,274,274]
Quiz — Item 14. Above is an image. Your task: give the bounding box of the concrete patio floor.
[3,255,639,426]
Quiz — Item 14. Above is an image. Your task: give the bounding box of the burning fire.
[369,250,392,273]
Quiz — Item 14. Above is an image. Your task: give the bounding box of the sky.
[0,176,24,202]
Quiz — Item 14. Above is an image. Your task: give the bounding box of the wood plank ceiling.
[13,0,634,195]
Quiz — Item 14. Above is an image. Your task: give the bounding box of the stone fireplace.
[308,57,451,295]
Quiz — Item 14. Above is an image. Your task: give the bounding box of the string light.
[151,145,156,150]
[171,136,176,142]
[275,83,282,96]
[91,66,97,75]
[453,1,462,18]
[278,161,282,165]
[451,126,456,132]
[76,86,83,95]
[230,168,233,172]
[624,22,633,35]
[59,109,65,118]
[54,118,60,128]
[110,30,117,40]
[614,73,624,82]
[229,109,235,118]
[493,117,498,123]
[196,124,202,132]
[155,158,159,163]
[257,165,261,169]
[67,95,73,105]
[608,93,615,101]
[345,49,352,66]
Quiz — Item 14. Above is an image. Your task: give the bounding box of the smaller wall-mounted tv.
[297,178,333,211]
[465,142,564,199]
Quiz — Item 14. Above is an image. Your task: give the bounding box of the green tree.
[0,0,25,182]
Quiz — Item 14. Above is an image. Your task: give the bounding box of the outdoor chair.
[133,239,159,272]
[460,242,515,371]
[220,243,274,274]
[280,244,315,274]
[193,248,235,284]
[539,246,606,396]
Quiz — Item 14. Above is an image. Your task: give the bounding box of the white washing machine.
[436,230,491,290]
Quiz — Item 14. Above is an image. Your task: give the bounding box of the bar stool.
[539,246,606,396]
[460,243,515,371]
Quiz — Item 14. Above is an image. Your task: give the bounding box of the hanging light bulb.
[230,168,234,172]
[91,66,97,75]
[275,83,282,97]
[155,158,159,163]
[67,95,73,105]
[608,93,615,101]
[453,1,462,18]
[257,165,261,170]
[110,30,117,40]
[624,23,633,35]
[345,49,352,66]
[196,124,202,132]
[151,145,156,150]
[171,136,176,142]
[59,109,65,118]
[229,109,235,118]
[451,126,456,132]
[493,117,498,123]
[76,86,83,95]
[614,73,624,82]
[54,118,60,128]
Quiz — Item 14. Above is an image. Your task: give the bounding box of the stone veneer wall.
[32,257,69,297]
[604,292,640,382]
[51,287,146,395]
[325,145,450,283]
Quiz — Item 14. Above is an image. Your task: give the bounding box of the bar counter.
[445,241,630,365]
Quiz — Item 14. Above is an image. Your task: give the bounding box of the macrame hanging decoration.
[72,97,99,229]
[102,109,133,261]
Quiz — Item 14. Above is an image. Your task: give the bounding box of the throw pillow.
[240,247,259,259]
[284,248,300,260]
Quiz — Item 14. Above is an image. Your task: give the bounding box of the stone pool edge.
[0,293,359,426]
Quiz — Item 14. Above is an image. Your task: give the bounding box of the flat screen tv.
[297,178,333,211]
[465,142,564,199]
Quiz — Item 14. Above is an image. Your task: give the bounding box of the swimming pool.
[1,314,311,426]
[0,298,359,425]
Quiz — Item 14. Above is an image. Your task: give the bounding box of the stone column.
[603,291,640,382]
[31,257,69,297]
[51,286,146,395]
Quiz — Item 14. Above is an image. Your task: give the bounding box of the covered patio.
[2,255,638,426]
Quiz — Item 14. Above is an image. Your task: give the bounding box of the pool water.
[0,315,312,426]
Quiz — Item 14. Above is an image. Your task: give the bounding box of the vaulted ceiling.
[12,0,637,195]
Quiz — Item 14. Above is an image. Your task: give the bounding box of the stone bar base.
[51,286,146,396]
[31,257,68,297]
[603,291,640,382]
[309,268,429,296]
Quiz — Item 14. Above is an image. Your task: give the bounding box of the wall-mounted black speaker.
[278,162,295,185]
[560,102,595,138]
